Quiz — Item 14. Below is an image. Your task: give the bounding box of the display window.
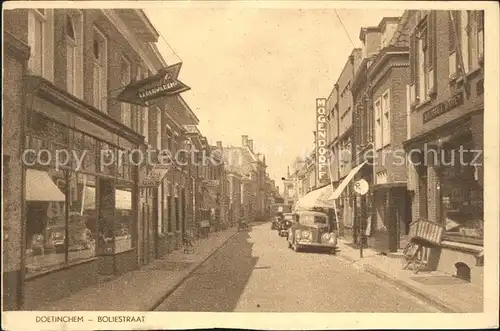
[114,181,133,253]
[439,140,483,244]
[25,169,97,276]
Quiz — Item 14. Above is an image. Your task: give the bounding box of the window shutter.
[448,11,460,53]
[427,11,434,69]
[410,31,417,83]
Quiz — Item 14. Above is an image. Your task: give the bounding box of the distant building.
[223,135,269,221]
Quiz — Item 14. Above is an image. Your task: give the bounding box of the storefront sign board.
[118,63,190,106]
[315,98,329,185]
[423,92,464,123]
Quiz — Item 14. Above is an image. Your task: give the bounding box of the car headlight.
[301,230,311,238]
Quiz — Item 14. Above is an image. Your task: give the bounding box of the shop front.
[22,76,143,309]
[404,110,483,284]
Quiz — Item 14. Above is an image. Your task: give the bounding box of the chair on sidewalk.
[183,230,195,254]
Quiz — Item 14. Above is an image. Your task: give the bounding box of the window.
[24,170,97,276]
[410,11,436,105]
[92,27,108,113]
[120,56,132,127]
[440,141,483,244]
[374,98,382,150]
[27,9,54,80]
[449,11,484,78]
[137,66,149,140]
[381,90,391,147]
[65,12,83,98]
[114,182,133,253]
[156,108,162,149]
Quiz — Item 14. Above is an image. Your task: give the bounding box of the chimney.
[241,135,248,147]
[248,139,253,151]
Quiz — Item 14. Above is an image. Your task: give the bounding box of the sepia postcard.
[1,0,499,330]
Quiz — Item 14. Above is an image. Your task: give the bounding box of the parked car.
[271,216,282,230]
[287,210,337,254]
[278,213,295,237]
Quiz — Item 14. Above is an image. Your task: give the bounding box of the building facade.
[351,16,410,252]
[3,8,165,309]
[2,8,207,310]
[331,49,363,239]
[401,10,484,284]
[223,135,269,221]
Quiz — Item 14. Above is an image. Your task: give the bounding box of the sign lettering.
[316,98,329,185]
[118,63,190,107]
[423,92,464,123]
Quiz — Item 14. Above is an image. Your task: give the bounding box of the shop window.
[92,27,108,113]
[418,165,428,220]
[100,142,116,176]
[440,145,483,244]
[65,11,83,98]
[68,173,97,263]
[24,170,97,276]
[114,182,133,253]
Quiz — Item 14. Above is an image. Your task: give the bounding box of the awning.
[26,169,66,202]
[329,161,368,200]
[294,184,334,210]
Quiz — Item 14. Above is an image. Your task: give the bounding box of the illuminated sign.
[118,63,190,106]
[316,98,329,184]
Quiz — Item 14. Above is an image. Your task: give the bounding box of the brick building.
[223,135,268,221]
[2,8,199,309]
[325,49,362,239]
[351,16,411,253]
[400,10,484,284]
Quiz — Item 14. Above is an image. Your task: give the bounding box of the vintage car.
[271,215,282,230]
[278,213,295,237]
[287,210,338,254]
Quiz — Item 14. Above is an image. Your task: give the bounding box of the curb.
[362,264,457,313]
[148,230,238,311]
[335,249,458,313]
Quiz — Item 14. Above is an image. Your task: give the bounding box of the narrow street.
[155,222,437,312]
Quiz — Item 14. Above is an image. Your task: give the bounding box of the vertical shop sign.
[316,98,328,185]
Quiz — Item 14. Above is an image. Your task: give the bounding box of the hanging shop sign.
[315,98,329,185]
[140,164,171,188]
[118,63,190,106]
[423,92,463,123]
[353,179,369,195]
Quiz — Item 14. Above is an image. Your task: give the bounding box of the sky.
[144,6,403,192]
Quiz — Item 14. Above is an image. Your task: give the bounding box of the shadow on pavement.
[156,230,258,312]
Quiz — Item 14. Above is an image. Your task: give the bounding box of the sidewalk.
[336,239,483,313]
[35,227,238,311]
